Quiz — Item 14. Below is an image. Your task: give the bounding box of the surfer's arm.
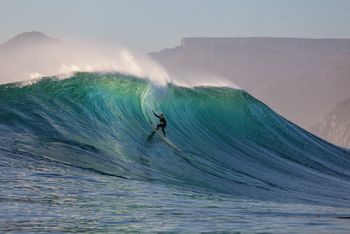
[152,111,160,118]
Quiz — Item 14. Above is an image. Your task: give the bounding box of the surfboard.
[148,119,180,151]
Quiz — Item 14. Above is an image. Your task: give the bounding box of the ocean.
[1,72,350,233]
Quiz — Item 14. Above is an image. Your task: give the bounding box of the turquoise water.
[1,73,350,233]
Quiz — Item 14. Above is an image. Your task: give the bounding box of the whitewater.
[1,71,350,233]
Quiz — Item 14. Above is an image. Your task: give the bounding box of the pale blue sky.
[1,0,350,52]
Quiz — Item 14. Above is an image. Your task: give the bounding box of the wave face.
[1,72,350,206]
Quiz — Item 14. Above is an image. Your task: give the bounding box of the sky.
[1,0,350,52]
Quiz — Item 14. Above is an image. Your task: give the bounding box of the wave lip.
[1,72,350,207]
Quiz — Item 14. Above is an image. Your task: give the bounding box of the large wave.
[1,72,350,206]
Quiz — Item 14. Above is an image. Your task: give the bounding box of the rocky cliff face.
[309,98,350,148]
[150,37,350,147]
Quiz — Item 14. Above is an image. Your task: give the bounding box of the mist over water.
[0,36,166,85]
[0,36,239,89]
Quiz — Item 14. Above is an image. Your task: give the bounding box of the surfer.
[152,111,167,137]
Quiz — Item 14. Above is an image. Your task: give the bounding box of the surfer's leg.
[156,124,161,130]
[161,127,166,137]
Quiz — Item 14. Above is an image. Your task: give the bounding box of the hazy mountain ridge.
[310,97,350,148]
[2,31,61,47]
[0,31,64,55]
[0,31,66,83]
[150,37,350,147]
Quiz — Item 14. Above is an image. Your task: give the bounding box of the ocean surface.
[1,72,350,233]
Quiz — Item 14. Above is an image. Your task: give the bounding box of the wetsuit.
[153,111,167,137]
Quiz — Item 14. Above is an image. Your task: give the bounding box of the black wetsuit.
[153,111,167,136]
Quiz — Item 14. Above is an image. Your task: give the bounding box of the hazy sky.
[1,0,350,52]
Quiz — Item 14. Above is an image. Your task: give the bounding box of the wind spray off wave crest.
[0,32,241,89]
[0,35,169,86]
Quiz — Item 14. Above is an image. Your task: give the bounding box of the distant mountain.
[0,31,63,55]
[2,31,61,47]
[309,97,350,148]
[0,31,65,84]
[150,37,350,131]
